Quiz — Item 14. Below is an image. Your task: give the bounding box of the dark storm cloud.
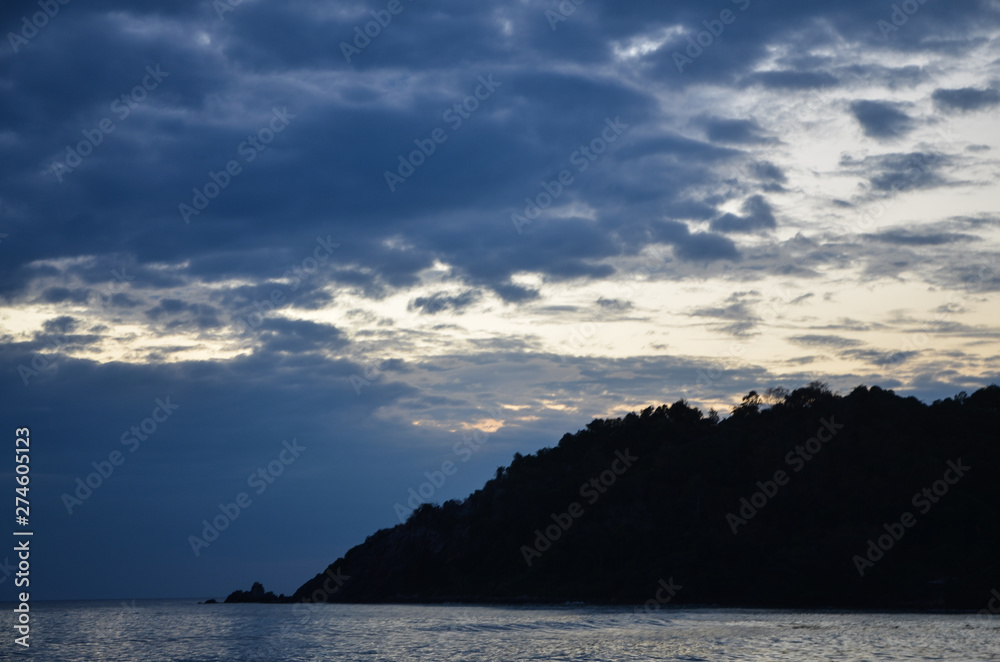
[864,230,977,246]
[0,0,993,305]
[20,315,104,350]
[850,100,915,139]
[710,195,777,234]
[788,334,864,349]
[689,291,761,336]
[145,298,222,330]
[42,315,79,334]
[107,293,141,308]
[38,286,91,304]
[835,64,928,89]
[749,161,787,185]
[646,221,740,262]
[408,290,482,315]
[700,117,773,145]
[595,298,632,312]
[932,86,1000,112]
[840,152,951,193]
[492,282,540,304]
[842,348,918,366]
[257,318,347,353]
[674,231,741,262]
[744,70,839,90]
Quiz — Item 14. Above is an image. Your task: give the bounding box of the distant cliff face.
[276,384,999,608]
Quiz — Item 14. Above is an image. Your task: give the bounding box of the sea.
[2,600,998,661]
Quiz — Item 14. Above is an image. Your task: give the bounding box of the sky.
[0,0,998,601]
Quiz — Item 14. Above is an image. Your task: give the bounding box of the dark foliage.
[278,384,999,608]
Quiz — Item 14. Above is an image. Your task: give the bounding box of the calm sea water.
[2,600,998,661]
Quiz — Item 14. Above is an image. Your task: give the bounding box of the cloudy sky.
[1,0,998,600]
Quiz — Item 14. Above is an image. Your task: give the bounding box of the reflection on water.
[3,600,998,661]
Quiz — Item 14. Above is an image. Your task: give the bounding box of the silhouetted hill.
[246,383,1000,609]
